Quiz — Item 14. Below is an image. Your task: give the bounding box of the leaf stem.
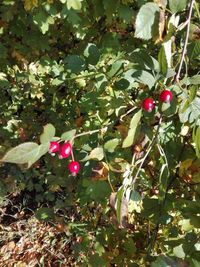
[174,0,195,83]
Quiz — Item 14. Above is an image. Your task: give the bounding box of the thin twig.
[174,0,195,83]
[130,115,163,187]
[73,127,108,140]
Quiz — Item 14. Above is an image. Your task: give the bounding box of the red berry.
[68,161,80,174]
[49,141,60,153]
[142,98,154,112]
[159,90,173,103]
[59,142,72,159]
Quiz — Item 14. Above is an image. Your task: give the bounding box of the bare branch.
[174,0,195,83]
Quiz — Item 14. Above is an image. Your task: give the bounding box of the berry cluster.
[142,89,173,112]
[49,141,80,175]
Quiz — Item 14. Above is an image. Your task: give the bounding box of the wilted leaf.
[109,189,128,228]
[91,162,109,181]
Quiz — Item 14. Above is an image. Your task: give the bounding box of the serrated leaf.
[122,109,142,148]
[40,124,56,144]
[104,138,119,153]
[135,3,160,40]
[81,147,104,161]
[61,129,76,141]
[1,142,38,164]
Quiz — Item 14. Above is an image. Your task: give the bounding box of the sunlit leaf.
[40,123,56,144]
[122,109,142,148]
[135,3,160,40]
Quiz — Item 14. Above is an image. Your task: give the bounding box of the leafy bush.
[0,0,200,265]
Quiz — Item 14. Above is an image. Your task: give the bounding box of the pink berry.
[159,90,173,103]
[68,161,80,174]
[49,141,60,153]
[59,142,72,159]
[142,98,154,112]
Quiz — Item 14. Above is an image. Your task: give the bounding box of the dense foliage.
[0,0,200,266]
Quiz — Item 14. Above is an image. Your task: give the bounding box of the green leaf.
[84,43,100,65]
[67,0,82,10]
[1,142,39,165]
[116,186,124,224]
[193,127,200,158]
[118,5,133,23]
[169,0,187,13]
[0,72,10,88]
[173,244,185,259]
[104,138,119,153]
[35,207,55,222]
[107,60,124,78]
[189,259,200,267]
[122,109,142,148]
[81,147,104,161]
[33,9,54,34]
[40,123,56,144]
[158,39,172,76]
[65,55,85,73]
[61,129,76,141]
[179,94,200,124]
[158,164,169,201]
[189,75,200,85]
[151,255,176,267]
[27,143,50,168]
[188,41,200,59]
[178,219,194,232]
[130,49,160,72]
[135,3,160,40]
[132,70,156,89]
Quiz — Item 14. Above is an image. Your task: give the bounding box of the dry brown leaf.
[91,162,109,181]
